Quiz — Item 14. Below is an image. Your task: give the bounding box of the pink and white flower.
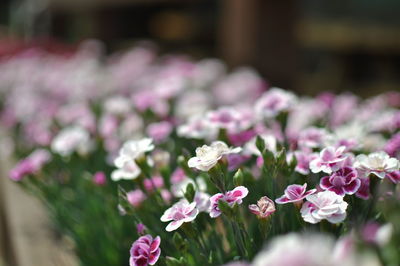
[300,191,348,224]
[51,126,92,156]
[9,149,51,181]
[320,167,361,196]
[127,189,147,208]
[129,235,161,266]
[293,150,318,175]
[249,196,276,219]
[209,186,248,218]
[255,87,297,118]
[309,146,347,174]
[160,199,199,232]
[275,183,316,204]
[188,141,242,171]
[354,151,399,179]
[146,121,173,143]
[297,127,331,149]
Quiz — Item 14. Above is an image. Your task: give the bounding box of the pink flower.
[146,121,172,143]
[160,199,199,231]
[129,235,161,266]
[93,171,107,186]
[136,223,146,235]
[297,127,330,149]
[275,183,316,204]
[385,133,400,158]
[249,196,276,219]
[255,87,297,118]
[210,186,249,218]
[310,146,347,174]
[356,178,370,200]
[387,170,400,184]
[320,167,361,196]
[362,222,393,246]
[143,176,164,192]
[300,191,348,224]
[127,189,147,208]
[9,149,51,181]
[293,150,318,175]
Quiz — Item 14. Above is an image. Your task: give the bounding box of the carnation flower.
[207,106,253,133]
[93,171,107,186]
[356,177,370,200]
[127,189,147,208]
[112,138,154,181]
[385,133,400,157]
[300,191,348,224]
[177,115,218,140]
[9,149,51,181]
[293,150,318,175]
[160,199,199,231]
[387,170,400,184]
[194,191,211,213]
[309,146,347,174]
[255,87,297,118]
[209,186,248,218]
[51,126,92,156]
[111,160,141,181]
[275,183,316,204]
[354,151,399,179]
[188,141,241,171]
[249,196,276,219]
[129,235,161,266]
[320,167,361,196]
[297,127,331,149]
[146,121,172,143]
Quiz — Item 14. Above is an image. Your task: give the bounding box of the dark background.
[1,0,400,96]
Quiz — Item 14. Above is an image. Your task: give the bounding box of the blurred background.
[1,0,400,96]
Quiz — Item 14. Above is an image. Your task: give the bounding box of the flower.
[206,106,252,133]
[143,176,164,192]
[9,149,51,181]
[255,87,297,118]
[129,235,161,266]
[309,146,347,174]
[194,191,211,213]
[51,126,92,156]
[136,223,146,235]
[112,138,154,181]
[127,189,147,208]
[93,171,107,186]
[249,196,276,219]
[188,141,242,171]
[209,186,248,218]
[293,150,318,175]
[356,177,370,200]
[297,127,331,149]
[146,121,173,143]
[177,115,218,140]
[387,170,400,184]
[300,191,348,224]
[160,199,199,231]
[320,167,361,196]
[111,160,141,181]
[385,133,400,157]
[275,183,316,204]
[252,233,373,266]
[362,222,393,246]
[114,138,154,166]
[354,151,399,179]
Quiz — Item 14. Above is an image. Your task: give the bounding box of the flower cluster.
[2,43,400,266]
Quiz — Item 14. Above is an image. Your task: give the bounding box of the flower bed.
[1,42,400,266]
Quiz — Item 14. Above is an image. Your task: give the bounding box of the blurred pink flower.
[129,235,161,266]
[93,171,107,186]
[143,176,164,192]
[146,121,172,143]
[210,186,248,218]
[9,149,51,181]
[127,189,147,208]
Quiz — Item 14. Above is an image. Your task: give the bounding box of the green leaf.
[233,169,244,186]
[184,183,195,202]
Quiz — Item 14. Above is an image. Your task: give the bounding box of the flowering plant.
[1,42,400,266]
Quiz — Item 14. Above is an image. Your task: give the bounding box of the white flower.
[301,191,348,224]
[103,96,132,115]
[188,141,242,171]
[354,151,399,179]
[51,126,92,156]
[112,138,154,181]
[177,115,218,140]
[111,160,141,181]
